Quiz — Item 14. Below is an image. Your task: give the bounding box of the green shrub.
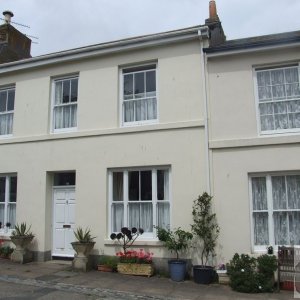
[227,253,277,293]
[0,246,14,258]
[97,255,118,270]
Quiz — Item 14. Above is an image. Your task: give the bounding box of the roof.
[204,30,300,54]
[0,25,209,74]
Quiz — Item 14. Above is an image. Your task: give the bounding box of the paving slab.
[0,259,294,300]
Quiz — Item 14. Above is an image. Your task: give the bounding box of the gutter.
[0,25,209,74]
[204,40,300,58]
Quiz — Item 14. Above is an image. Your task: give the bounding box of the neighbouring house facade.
[0,1,299,265]
[205,31,300,262]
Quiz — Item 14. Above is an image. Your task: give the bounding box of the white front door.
[52,187,75,257]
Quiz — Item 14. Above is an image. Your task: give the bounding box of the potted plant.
[155,226,193,282]
[71,227,96,272]
[191,193,220,284]
[10,222,34,264]
[97,255,118,272]
[110,227,154,277]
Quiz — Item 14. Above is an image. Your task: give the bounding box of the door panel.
[52,188,75,257]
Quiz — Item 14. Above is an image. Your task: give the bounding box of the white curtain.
[273,175,300,245]
[253,212,269,245]
[0,113,13,135]
[258,67,300,131]
[157,202,170,229]
[124,98,157,122]
[252,177,267,210]
[112,203,124,232]
[54,105,77,129]
[0,204,4,227]
[129,203,153,232]
[7,203,16,228]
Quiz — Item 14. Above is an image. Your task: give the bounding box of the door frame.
[52,185,76,257]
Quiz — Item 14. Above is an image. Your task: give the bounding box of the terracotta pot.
[97,264,113,272]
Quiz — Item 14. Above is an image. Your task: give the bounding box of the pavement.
[0,258,295,300]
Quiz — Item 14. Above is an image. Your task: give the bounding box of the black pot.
[168,260,187,282]
[193,265,214,284]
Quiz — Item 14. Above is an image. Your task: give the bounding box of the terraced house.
[0,1,299,266]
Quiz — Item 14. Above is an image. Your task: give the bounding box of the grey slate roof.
[204,30,300,53]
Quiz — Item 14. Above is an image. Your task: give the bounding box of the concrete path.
[0,259,294,300]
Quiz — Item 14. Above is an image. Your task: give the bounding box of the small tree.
[155,226,193,260]
[191,193,220,266]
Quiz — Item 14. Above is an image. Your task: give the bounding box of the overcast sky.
[2,0,300,57]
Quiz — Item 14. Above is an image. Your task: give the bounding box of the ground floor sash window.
[109,167,170,239]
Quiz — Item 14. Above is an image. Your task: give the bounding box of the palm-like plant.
[11,222,34,237]
[74,227,96,243]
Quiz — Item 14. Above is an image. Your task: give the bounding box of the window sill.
[0,134,13,139]
[104,239,164,247]
[52,127,77,134]
[122,120,158,128]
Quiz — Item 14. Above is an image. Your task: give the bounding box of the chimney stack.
[205,0,226,47]
[3,10,14,24]
[0,11,31,63]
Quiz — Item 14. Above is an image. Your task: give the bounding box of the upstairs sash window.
[0,87,15,136]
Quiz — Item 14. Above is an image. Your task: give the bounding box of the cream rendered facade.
[206,46,300,262]
[0,31,210,261]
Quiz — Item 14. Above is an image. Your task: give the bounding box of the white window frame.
[120,63,159,127]
[254,63,300,136]
[51,75,79,133]
[0,174,17,236]
[0,86,15,138]
[108,167,171,240]
[249,172,300,252]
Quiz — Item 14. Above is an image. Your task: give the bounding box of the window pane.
[112,203,124,232]
[272,85,286,100]
[157,202,170,229]
[70,104,77,127]
[0,204,4,226]
[252,177,267,210]
[287,100,300,113]
[7,203,16,228]
[135,99,147,121]
[253,212,269,245]
[129,171,139,201]
[271,69,285,85]
[124,101,134,122]
[257,71,271,86]
[0,177,5,202]
[0,91,6,112]
[274,114,288,130]
[288,113,300,129]
[259,103,273,115]
[54,106,63,129]
[54,173,76,186]
[272,176,287,210]
[55,81,63,105]
[146,71,156,94]
[258,86,272,101]
[260,115,274,131]
[129,203,153,232]
[70,79,78,102]
[113,172,123,201]
[9,176,17,203]
[274,212,288,245]
[285,67,298,83]
[7,90,15,111]
[286,83,300,98]
[157,170,169,200]
[141,171,152,200]
[62,80,70,103]
[134,72,145,98]
[287,175,300,209]
[288,211,300,245]
[147,98,157,120]
[124,74,133,100]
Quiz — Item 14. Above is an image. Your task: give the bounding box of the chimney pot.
[209,1,218,21]
[3,10,14,24]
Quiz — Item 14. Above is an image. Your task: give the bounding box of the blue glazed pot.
[168,260,187,282]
